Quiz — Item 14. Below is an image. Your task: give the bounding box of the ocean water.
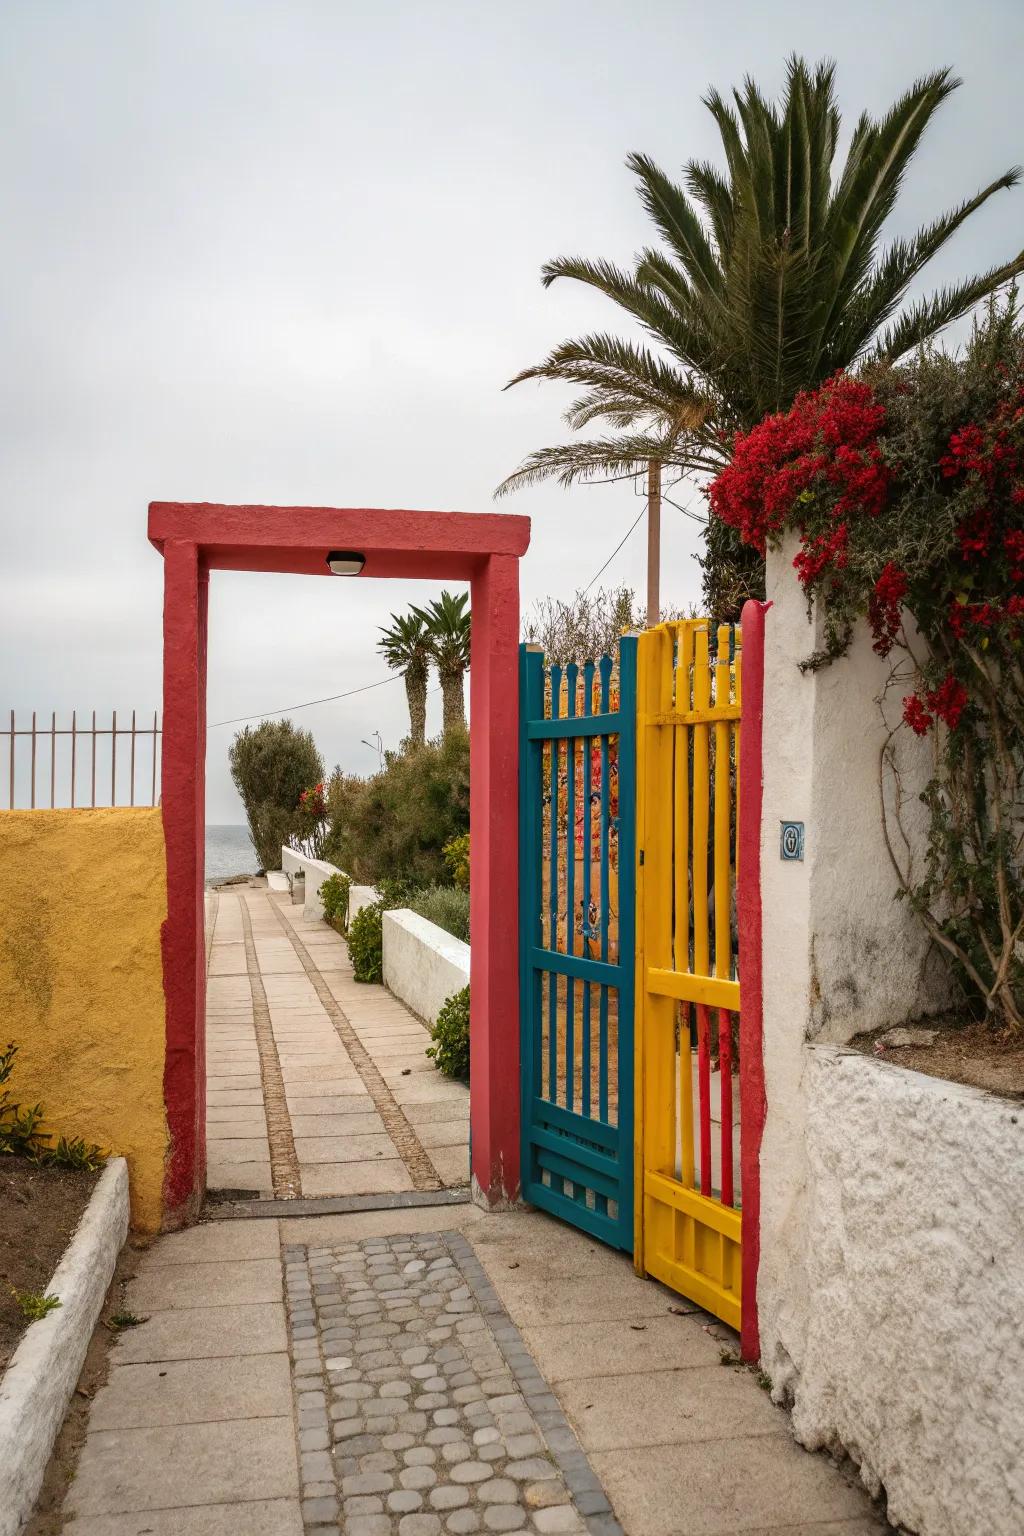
[205,824,259,883]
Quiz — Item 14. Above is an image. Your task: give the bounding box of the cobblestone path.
[285,1232,616,1536]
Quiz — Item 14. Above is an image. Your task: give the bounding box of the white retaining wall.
[782,1046,1024,1536]
[382,908,470,1026]
[281,847,346,922]
[349,884,381,923]
[0,1158,129,1536]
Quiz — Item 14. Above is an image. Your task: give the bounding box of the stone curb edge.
[441,1230,626,1536]
[0,1156,129,1536]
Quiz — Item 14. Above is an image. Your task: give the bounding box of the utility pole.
[646,458,661,625]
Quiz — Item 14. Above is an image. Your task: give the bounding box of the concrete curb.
[0,1156,129,1536]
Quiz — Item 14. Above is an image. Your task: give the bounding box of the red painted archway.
[149,502,530,1226]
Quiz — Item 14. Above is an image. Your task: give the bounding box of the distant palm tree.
[414,591,470,736]
[378,610,431,747]
[497,58,1024,618]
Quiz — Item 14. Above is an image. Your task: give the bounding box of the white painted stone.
[382,909,470,1027]
[0,1157,129,1536]
[774,1046,1024,1536]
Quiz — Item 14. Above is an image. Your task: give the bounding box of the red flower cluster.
[709,375,890,572]
[298,782,326,819]
[868,562,908,656]
[902,674,969,737]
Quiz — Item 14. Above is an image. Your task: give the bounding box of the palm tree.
[497,58,1024,619]
[378,610,431,747]
[413,591,470,736]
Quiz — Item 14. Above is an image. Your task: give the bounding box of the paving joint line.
[268,895,444,1194]
[237,889,303,1199]
[204,1188,473,1221]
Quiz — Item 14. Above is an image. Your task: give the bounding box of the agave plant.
[498,58,1024,619]
[413,591,471,736]
[378,609,431,747]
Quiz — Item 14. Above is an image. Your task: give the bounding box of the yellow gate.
[634,619,743,1330]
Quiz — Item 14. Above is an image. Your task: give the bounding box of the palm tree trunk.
[440,668,466,735]
[405,662,428,746]
[647,459,661,625]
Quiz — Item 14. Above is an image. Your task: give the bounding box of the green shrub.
[1,1042,104,1168]
[427,987,470,1079]
[229,720,324,870]
[409,885,470,944]
[442,833,470,890]
[347,902,384,983]
[325,733,469,888]
[320,871,351,928]
[376,875,416,909]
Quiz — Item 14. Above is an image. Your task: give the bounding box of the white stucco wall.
[281,846,347,922]
[758,537,953,1393]
[382,908,470,1026]
[779,1045,1024,1536]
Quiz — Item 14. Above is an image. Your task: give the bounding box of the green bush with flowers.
[710,295,1024,1032]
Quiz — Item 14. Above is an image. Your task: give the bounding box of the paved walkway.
[55,887,884,1535]
[206,888,470,1199]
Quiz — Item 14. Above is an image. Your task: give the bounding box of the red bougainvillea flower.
[868,562,908,655]
[927,674,968,731]
[1005,529,1024,580]
[903,695,933,735]
[708,374,890,569]
[903,675,968,736]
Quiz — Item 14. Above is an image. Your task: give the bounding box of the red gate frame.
[149,502,530,1227]
[737,598,769,1360]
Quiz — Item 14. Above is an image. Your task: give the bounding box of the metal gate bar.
[519,637,636,1250]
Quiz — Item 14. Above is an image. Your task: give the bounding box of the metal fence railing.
[1,711,162,809]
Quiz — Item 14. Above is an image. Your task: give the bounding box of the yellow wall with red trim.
[0,808,167,1229]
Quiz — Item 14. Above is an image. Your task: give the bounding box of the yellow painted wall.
[0,808,167,1230]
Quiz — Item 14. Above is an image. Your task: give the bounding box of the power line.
[209,674,400,729]
[209,678,446,731]
[581,503,648,594]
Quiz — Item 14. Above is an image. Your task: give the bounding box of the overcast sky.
[1,1,1021,820]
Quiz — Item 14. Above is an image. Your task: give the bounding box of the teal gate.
[518,638,636,1250]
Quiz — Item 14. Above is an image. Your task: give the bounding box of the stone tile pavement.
[55,887,884,1532]
[58,1204,885,1536]
[205,887,470,1200]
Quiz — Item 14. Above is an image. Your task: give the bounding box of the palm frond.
[816,69,961,353]
[871,259,1024,362]
[626,152,725,301]
[495,432,718,497]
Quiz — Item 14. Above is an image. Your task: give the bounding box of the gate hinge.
[639,848,645,866]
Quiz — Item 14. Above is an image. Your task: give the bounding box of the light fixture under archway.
[326,549,365,575]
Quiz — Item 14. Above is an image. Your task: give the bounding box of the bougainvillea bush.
[293,781,328,861]
[710,296,1024,1031]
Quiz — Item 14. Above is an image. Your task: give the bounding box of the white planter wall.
[772,1046,1024,1536]
[281,847,347,922]
[382,909,470,1026]
[349,884,381,924]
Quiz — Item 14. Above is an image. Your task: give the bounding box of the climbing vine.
[710,296,1024,1032]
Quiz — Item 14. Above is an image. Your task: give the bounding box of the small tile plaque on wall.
[780,821,804,861]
